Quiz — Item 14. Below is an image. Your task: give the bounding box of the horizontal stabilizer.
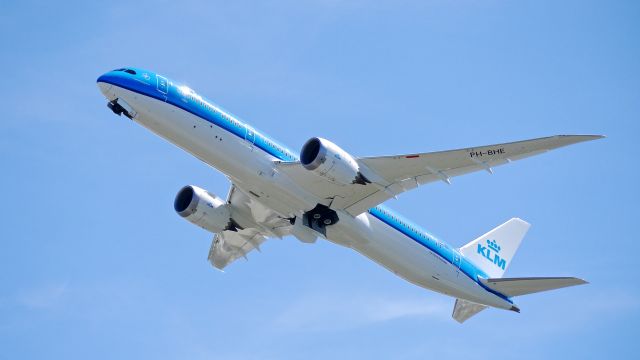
[452,298,487,323]
[480,277,588,297]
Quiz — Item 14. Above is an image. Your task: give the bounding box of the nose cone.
[97,80,112,97]
[96,70,122,99]
[96,67,154,98]
[96,70,119,84]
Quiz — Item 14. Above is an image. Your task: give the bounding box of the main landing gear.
[302,204,339,236]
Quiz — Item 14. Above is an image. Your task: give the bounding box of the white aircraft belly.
[109,84,512,309]
[326,213,511,308]
[327,213,457,296]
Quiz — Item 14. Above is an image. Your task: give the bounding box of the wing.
[208,185,292,270]
[277,135,603,216]
[208,228,267,270]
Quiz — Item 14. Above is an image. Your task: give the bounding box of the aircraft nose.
[96,73,116,101]
[97,80,112,96]
[96,67,151,102]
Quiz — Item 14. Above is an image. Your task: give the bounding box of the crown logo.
[486,239,501,253]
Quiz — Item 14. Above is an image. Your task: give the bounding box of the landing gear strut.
[303,204,339,236]
[107,99,133,119]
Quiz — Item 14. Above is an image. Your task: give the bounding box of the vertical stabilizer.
[459,218,530,278]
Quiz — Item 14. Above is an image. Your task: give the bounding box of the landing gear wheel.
[302,204,340,236]
[107,99,132,119]
[107,101,124,116]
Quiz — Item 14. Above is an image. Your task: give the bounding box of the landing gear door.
[453,252,462,277]
[245,125,256,149]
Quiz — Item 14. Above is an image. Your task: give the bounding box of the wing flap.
[207,184,292,270]
[208,229,267,269]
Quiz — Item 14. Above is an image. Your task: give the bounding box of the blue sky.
[1,0,638,358]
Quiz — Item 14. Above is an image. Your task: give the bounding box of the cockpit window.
[112,68,136,74]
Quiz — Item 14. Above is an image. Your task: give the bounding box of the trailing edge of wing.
[208,229,267,269]
[207,184,292,270]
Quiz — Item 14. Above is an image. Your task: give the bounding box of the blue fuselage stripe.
[367,207,512,302]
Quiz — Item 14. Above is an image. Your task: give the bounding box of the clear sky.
[1,1,638,359]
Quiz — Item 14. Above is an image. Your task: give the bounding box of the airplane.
[97,67,602,323]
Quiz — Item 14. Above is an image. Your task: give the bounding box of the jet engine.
[300,137,369,185]
[174,185,232,233]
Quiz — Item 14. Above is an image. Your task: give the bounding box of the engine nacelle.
[300,137,368,185]
[174,185,231,233]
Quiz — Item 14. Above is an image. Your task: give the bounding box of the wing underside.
[208,228,268,269]
[207,185,292,270]
[277,135,603,215]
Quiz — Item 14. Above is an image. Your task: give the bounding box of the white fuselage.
[99,82,513,310]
